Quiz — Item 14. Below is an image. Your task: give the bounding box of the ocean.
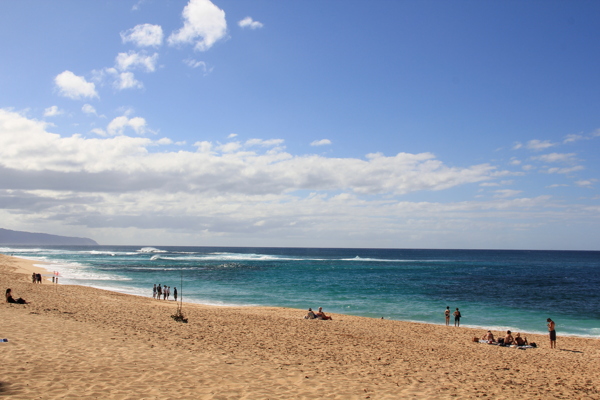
[3,245,599,338]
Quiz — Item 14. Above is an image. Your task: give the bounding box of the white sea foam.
[138,247,167,253]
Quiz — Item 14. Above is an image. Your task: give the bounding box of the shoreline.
[7,253,599,339]
[2,253,599,399]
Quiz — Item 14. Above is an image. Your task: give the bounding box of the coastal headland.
[1,254,599,399]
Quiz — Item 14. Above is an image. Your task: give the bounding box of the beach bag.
[473,337,479,342]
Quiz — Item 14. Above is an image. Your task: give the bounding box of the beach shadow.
[0,381,11,394]
[559,349,583,354]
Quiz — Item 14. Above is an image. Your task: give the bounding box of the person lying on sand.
[316,307,332,320]
[514,332,528,346]
[481,330,496,343]
[503,330,515,345]
[305,308,317,319]
[5,288,27,304]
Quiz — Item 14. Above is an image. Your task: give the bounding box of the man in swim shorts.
[453,308,461,327]
[547,318,556,348]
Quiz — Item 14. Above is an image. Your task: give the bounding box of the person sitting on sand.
[316,307,332,320]
[5,288,27,304]
[481,330,496,343]
[305,308,317,319]
[503,330,515,345]
[514,332,528,346]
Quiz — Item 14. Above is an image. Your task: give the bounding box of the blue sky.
[1,0,599,249]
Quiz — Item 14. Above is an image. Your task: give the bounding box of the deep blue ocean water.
[3,245,599,338]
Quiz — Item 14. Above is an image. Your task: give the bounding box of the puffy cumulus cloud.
[10,109,576,247]
[168,0,227,51]
[106,115,149,136]
[115,51,159,72]
[92,68,143,91]
[0,109,502,196]
[238,17,263,29]
[120,23,163,47]
[54,71,98,100]
[82,104,97,115]
[310,139,332,147]
[44,106,63,117]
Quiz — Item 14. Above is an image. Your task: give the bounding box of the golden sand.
[1,254,599,399]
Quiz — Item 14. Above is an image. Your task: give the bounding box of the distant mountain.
[0,228,98,246]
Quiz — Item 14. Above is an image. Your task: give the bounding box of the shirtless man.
[504,330,515,345]
[481,330,495,343]
[453,308,461,327]
[547,318,556,348]
[514,332,528,346]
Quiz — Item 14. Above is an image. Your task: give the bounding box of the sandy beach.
[1,254,599,399]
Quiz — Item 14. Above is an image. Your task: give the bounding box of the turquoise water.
[3,245,599,338]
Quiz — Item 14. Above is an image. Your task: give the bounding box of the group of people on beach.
[31,272,42,284]
[444,306,462,327]
[153,284,177,301]
[304,307,332,320]
[480,330,530,346]
[447,304,558,349]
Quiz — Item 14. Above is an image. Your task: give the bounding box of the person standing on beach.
[445,306,450,326]
[453,308,461,327]
[173,287,177,302]
[547,318,556,348]
[153,284,157,299]
[157,284,162,300]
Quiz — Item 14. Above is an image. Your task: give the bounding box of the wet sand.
[1,254,599,399]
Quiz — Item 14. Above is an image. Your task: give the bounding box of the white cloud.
[90,128,106,136]
[183,59,214,74]
[574,179,597,188]
[44,106,63,117]
[310,139,332,147]
[493,189,522,198]
[168,0,227,51]
[82,104,97,115]
[120,23,163,47]
[524,139,557,151]
[238,17,264,30]
[115,51,159,72]
[113,71,143,90]
[16,109,598,249]
[0,109,502,194]
[508,157,521,166]
[563,134,583,143]
[54,71,98,100]
[547,184,569,188]
[544,166,585,174]
[531,153,578,163]
[106,115,149,136]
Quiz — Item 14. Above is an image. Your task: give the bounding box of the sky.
[0,0,599,250]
